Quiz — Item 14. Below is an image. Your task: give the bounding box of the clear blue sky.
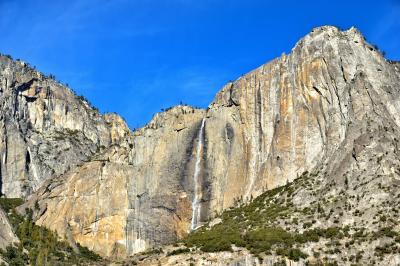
[1,0,399,128]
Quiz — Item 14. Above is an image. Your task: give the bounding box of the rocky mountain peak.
[1,26,400,264]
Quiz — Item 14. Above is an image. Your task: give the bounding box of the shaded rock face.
[0,58,129,197]
[6,26,400,257]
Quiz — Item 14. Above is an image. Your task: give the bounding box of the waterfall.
[191,118,205,231]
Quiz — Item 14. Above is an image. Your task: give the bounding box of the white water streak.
[191,118,205,230]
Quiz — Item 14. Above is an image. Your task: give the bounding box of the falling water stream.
[190,118,205,230]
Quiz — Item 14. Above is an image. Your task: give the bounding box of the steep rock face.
[26,106,205,257]
[0,57,129,197]
[16,26,400,258]
[203,26,400,214]
[0,207,18,251]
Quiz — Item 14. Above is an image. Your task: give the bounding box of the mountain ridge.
[1,25,400,265]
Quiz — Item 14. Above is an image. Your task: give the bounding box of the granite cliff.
[0,207,17,251]
[1,26,399,262]
[0,57,129,198]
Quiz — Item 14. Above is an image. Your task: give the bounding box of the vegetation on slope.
[0,198,103,266]
[182,172,400,265]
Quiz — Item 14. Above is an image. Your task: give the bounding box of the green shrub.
[167,248,190,256]
[0,245,28,266]
[77,243,102,261]
[276,248,307,261]
[0,198,24,213]
[201,239,232,252]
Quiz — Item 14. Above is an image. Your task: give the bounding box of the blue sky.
[1,0,399,128]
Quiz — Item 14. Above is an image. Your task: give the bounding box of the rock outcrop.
[0,57,129,197]
[0,207,18,251]
[203,26,400,214]
[25,106,205,256]
[2,25,400,258]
